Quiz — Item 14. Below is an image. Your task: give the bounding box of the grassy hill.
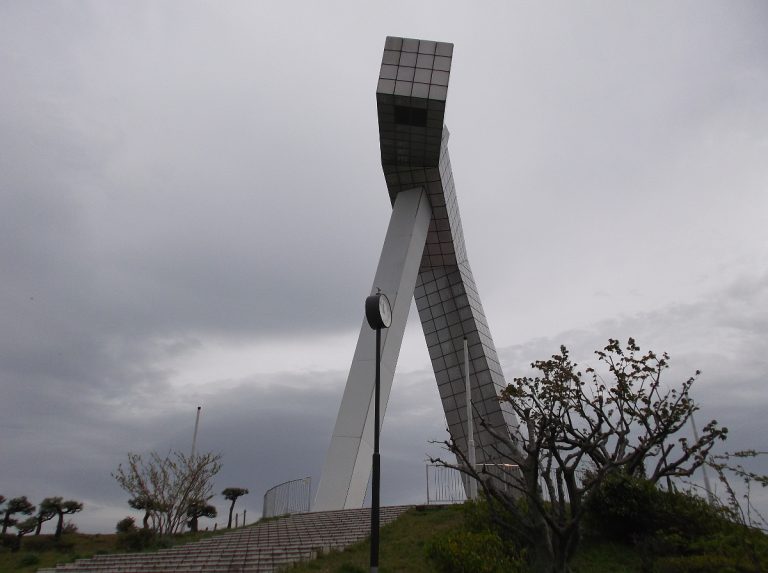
[2,502,765,572]
[0,529,224,573]
[285,504,643,573]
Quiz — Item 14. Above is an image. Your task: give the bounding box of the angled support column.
[314,187,432,511]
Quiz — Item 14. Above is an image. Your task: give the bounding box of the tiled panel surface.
[376,36,452,170]
[378,37,520,471]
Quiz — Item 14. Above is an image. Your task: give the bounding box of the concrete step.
[38,505,414,573]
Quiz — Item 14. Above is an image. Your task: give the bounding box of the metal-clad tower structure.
[314,37,519,511]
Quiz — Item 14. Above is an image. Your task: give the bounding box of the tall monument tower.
[314,37,519,510]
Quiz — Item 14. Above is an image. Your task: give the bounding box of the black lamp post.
[364,289,391,573]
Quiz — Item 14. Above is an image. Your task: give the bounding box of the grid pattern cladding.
[377,36,452,171]
[377,37,519,472]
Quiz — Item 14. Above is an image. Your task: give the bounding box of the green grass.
[8,506,739,573]
[0,527,241,573]
[285,504,646,573]
[0,533,119,573]
[287,504,465,573]
[571,539,642,573]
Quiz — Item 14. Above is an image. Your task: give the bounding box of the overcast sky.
[1,1,767,533]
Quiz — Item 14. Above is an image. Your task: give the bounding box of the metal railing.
[262,476,312,518]
[426,463,521,504]
[426,465,467,504]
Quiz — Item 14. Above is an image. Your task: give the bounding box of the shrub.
[460,499,528,550]
[116,516,137,533]
[426,529,525,573]
[54,538,75,552]
[17,553,40,567]
[21,536,58,552]
[116,527,156,552]
[584,473,659,542]
[654,553,757,573]
[62,520,79,534]
[0,533,15,549]
[584,474,727,543]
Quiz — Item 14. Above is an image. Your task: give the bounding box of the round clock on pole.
[365,290,391,330]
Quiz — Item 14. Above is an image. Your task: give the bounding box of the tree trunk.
[1,513,9,535]
[189,516,198,533]
[530,532,557,573]
[143,510,150,529]
[35,517,43,535]
[54,510,64,539]
[227,499,235,529]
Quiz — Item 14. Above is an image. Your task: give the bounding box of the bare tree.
[113,450,222,535]
[434,338,727,573]
[221,488,249,529]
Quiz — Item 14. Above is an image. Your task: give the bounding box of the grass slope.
[287,504,466,573]
[0,506,658,573]
[0,529,229,573]
[287,505,642,573]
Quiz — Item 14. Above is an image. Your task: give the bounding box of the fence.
[426,465,467,504]
[262,476,312,518]
[426,463,522,504]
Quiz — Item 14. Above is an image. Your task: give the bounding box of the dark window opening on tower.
[393,105,427,127]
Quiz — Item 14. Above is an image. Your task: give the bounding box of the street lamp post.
[464,338,477,500]
[364,289,391,573]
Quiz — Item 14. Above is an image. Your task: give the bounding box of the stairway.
[38,505,413,572]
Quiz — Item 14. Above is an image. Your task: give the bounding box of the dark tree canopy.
[15,517,37,538]
[186,501,217,533]
[39,497,83,539]
[2,496,35,535]
[34,503,57,535]
[222,487,249,529]
[128,495,164,530]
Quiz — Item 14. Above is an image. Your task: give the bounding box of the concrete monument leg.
[313,187,432,511]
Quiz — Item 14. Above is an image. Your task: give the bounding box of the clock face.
[365,292,392,330]
[378,294,392,328]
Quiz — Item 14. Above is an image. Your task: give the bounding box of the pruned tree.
[128,494,163,530]
[39,497,83,539]
[2,496,35,535]
[434,338,728,573]
[34,503,57,535]
[221,488,249,529]
[13,517,38,552]
[186,500,216,532]
[113,450,222,535]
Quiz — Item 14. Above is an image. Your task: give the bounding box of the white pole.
[465,338,477,500]
[191,406,202,460]
[690,414,715,504]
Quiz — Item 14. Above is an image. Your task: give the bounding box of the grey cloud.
[2,1,767,532]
